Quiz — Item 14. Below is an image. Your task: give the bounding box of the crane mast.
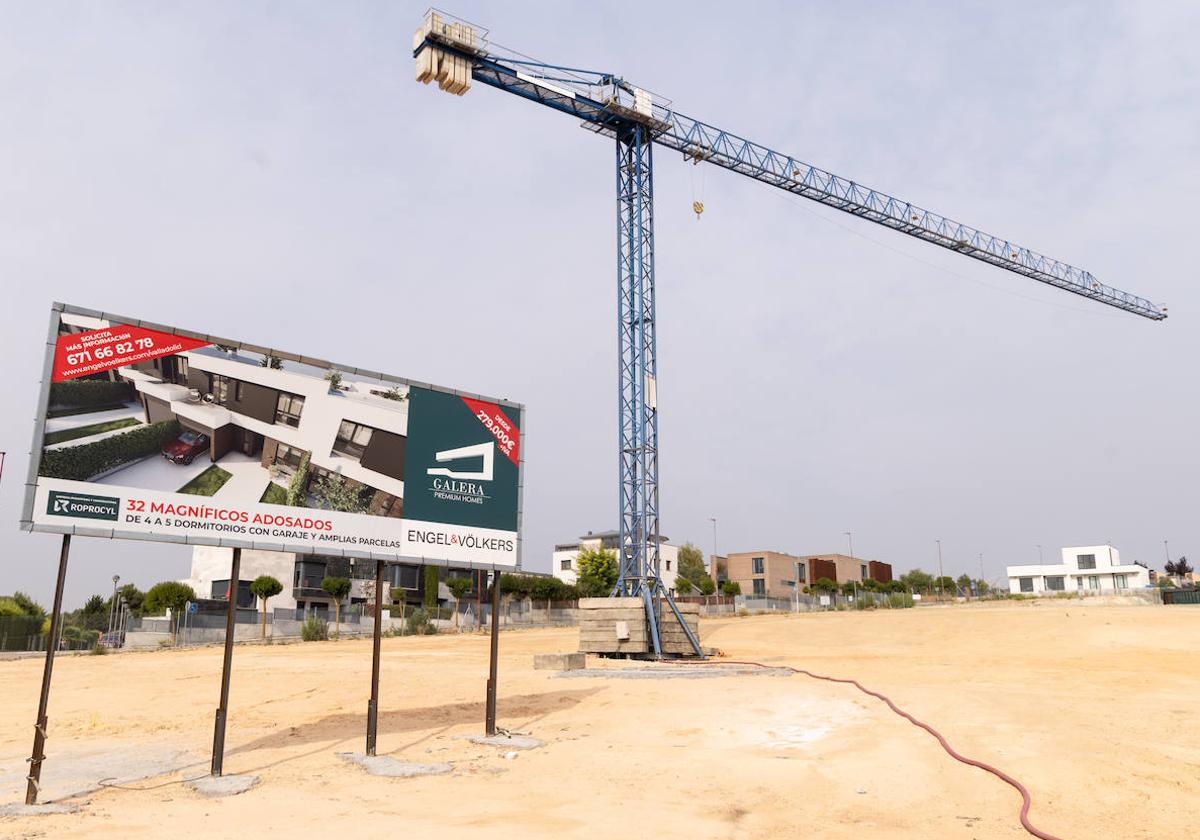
[413,11,1166,656]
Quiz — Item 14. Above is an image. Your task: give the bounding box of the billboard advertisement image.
[22,303,523,568]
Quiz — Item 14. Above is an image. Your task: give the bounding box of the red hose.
[680,659,1063,840]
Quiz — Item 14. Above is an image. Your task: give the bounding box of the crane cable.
[674,658,1063,840]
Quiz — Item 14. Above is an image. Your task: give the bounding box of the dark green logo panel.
[403,387,520,532]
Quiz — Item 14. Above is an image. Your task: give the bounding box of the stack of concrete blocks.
[414,11,477,96]
[577,597,701,657]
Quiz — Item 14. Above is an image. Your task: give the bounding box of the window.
[561,558,572,571]
[782,579,795,588]
[665,560,672,571]
[861,564,868,580]
[1114,574,1128,590]
[390,564,419,590]
[797,562,806,582]
[1077,554,1096,570]
[752,578,766,596]
[178,356,188,381]
[212,374,230,404]
[276,392,305,427]
[212,579,255,609]
[1087,576,1100,591]
[294,560,327,592]
[1019,577,1034,593]
[333,420,374,460]
[274,443,306,472]
[234,380,244,401]
[1045,576,1065,591]
[752,557,765,574]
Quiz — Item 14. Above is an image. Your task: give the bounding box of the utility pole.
[1163,539,1171,571]
[709,516,718,583]
[936,539,944,600]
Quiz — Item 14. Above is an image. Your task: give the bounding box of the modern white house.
[552,529,679,595]
[1006,545,1151,595]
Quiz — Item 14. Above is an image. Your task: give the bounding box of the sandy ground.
[0,602,1196,839]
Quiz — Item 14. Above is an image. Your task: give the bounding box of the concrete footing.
[337,753,452,778]
[469,734,545,750]
[187,774,259,797]
[534,652,586,671]
[0,802,80,816]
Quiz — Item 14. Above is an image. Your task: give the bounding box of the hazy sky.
[3,2,1198,608]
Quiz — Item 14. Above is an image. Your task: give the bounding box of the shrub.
[423,565,439,608]
[89,642,108,655]
[721,581,741,597]
[48,379,134,409]
[406,607,437,635]
[886,593,914,609]
[39,420,181,480]
[301,616,329,641]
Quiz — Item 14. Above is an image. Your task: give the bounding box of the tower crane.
[413,11,1166,657]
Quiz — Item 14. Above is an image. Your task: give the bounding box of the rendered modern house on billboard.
[125,343,407,517]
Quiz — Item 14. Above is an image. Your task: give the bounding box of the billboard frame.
[21,302,525,571]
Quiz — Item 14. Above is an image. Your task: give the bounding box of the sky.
[2,1,1198,609]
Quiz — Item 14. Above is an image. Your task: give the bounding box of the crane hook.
[692,200,704,220]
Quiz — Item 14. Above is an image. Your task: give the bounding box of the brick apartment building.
[716,551,892,599]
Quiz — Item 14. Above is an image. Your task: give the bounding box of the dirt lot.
[1,601,1196,839]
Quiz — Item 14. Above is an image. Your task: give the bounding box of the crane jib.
[414,32,1166,321]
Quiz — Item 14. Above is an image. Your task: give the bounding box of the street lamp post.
[936,540,944,600]
[107,575,120,640]
[1163,539,1171,571]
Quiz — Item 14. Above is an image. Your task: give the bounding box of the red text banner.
[460,396,520,465]
[53,324,211,382]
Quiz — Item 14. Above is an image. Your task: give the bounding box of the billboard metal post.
[366,558,385,756]
[210,546,241,777]
[24,534,71,805]
[485,570,501,736]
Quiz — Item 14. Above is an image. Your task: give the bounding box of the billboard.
[21,303,523,569]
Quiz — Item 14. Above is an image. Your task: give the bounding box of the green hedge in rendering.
[39,420,181,481]
[43,417,141,446]
[48,379,134,409]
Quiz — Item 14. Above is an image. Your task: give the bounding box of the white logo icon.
[427,442,494,481]
[53,498,71,512]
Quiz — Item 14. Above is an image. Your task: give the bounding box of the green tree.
[259,354,283,369]
[698,576,716,597]
[974,579,991,595]
[320,577,352,638]
[142,581,196,643]
[576,547,618,597]
[10,591,45,618]
[75,594,109,631]
[840,581,858,597]
[812,577,839,595]
[956,574,973,597]
[312,473,368,513]
[675,542,709,592]
[885,580,906,594]
[934,576,957,597]
[899,569,934,594]
[721,580,741,597]
[0,598,24,617]
[115,583,145,616]
[285,453,311,506]
[423,565,440,608]
[676,576,694,595]
[250,575,284,639]
[446,576,473,629]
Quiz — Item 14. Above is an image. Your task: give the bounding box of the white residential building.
[552,530,679,595]
[1006,545,1151,595]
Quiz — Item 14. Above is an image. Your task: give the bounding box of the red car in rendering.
[162,430,210,465]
